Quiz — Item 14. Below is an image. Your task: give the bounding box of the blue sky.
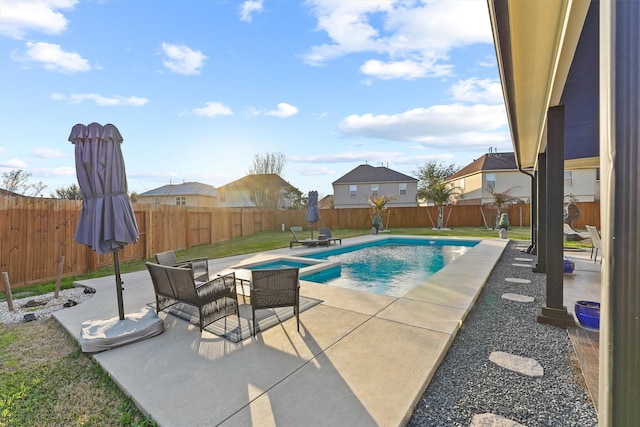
[0,0,509,198]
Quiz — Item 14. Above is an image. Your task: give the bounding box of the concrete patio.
[54,235,509,426]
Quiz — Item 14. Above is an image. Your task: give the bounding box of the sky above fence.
[0,0,510,198]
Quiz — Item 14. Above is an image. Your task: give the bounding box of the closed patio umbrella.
[70,122,139,320]
[306,190,320,238]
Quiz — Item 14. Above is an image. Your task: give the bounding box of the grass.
[0,227,591,425]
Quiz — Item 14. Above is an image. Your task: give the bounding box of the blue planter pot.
[564,259,575,274]
[575,301,600,329]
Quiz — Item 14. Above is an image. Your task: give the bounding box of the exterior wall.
[450,168,597,205]
[137,194,217,207]
[218,190,255,208]
[564,169,597,202]
[333,181,418,209]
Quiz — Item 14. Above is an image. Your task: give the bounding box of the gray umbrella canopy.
[70,122,139,320]
[70,123,139,253]
[306,190,320,238]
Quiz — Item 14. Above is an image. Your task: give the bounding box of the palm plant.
[488,186,521,228]
[422,182,463,229]
[368,195,394,231]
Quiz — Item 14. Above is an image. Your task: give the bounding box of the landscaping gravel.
[0,287,94,325]
[408,241,598,427]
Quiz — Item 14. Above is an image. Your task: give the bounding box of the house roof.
[332,164,417,185]
[217,174,292,191]
[139,182,217,197]
[0,188,24,196]
[447,152,517,181]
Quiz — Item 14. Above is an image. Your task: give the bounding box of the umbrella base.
[80,306,164,353]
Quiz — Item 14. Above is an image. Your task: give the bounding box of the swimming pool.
[300,238,478,297]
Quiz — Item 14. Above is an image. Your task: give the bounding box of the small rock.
[489,351,544,376]
[470,413,527,426]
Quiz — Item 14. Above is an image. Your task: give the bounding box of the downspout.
[518,166,536,254]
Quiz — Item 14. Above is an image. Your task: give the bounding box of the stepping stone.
[470,413,527,427]
[489,351,544,376]
[512,263,533,267]
[514,257,533,262]
[501,293,534,303]
[505,278,531,284]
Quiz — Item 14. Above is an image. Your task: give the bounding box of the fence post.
[54,255,65,298]
[2,272,14,312]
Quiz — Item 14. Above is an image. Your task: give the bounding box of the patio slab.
[53,235,509,426]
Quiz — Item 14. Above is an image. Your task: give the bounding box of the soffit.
[488,0,591,170]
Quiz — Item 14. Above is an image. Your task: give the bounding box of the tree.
[422,182,463,229]
[487,186,522,228]
[51,183,83,200]
[414,160,461,202]
[248,152,286,175]
[1,169,47,196]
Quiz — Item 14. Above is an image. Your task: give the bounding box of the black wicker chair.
[250,268,300,336]
[155,250,209,282]
[146,262,239,332]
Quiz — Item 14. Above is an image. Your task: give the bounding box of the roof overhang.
[487,0,592,171]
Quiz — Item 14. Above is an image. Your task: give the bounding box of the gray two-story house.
[332,164,418,209]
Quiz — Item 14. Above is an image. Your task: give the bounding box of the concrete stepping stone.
[489,351,544,376]
[470,413,527,427]
[511,263,533,267]
[501,293,534,303]
[514,257,533,262]
[505,278,531,284]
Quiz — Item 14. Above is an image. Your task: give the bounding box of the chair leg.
[252,307,257,336]
[295,304,299,332]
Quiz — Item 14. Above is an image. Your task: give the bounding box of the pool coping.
[53,235,509,426]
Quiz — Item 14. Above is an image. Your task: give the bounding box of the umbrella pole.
[113,251,125,320]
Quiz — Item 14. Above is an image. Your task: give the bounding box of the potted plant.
[368,195,394,234]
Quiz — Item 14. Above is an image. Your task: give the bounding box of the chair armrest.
[196,272,237,300]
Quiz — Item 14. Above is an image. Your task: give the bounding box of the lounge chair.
[586,225,602,263]
[146,262,239,332]
[250,268,300,336]
[317,227,342,245]
[155,250,209,281]
[563,223,591,242]
[289,226,329,249]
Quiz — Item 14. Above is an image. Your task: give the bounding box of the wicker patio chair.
[155,250,209,282]
[146,262,239,332]
[250,267,300,336]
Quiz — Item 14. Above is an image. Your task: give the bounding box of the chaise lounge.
[289,226,330,249]
[317,227,342,245]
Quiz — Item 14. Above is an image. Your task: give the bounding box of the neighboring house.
[332,164,418,209]
[0,188,25,197]
[137,182,218,207]
[445,151,599,205]
[217,174,296,209]
[318,194,333,209]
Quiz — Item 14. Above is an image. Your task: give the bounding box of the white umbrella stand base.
[80,306,164,353]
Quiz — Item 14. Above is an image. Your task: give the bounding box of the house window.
[176,196,186,206]
[219,192,226,202]
[154,197,160,205]
[458,178,465,190]
[564,170,573,186]
[371,184,379,197]
[486,173,496,190]
[399,183,407,196]
[349,185,357,197]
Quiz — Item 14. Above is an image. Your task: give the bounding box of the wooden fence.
[0,195,600,289]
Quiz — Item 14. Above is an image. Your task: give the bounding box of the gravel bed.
[408,241,598,427]
[0,287,94,324]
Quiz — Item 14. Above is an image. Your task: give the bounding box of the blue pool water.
[301,238,477,297]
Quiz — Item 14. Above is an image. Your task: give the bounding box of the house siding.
[334,181,418,209]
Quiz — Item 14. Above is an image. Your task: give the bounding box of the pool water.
[246,260,314,270]
[301,242,474,297]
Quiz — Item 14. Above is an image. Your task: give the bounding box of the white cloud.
[360,58,451,80]
[449,78,503,104]
[303,0,492,81]
[161,42,207,75]
[338,103,509,150]
[0,158,27,168]
[51,93,148,106]
[192,102,233,117]
[265,103,299,118]
[0,0,77,39]
[12,41,90,73]
[31,147,66,158]
[239,0,263,22]
[291,165,335,176]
